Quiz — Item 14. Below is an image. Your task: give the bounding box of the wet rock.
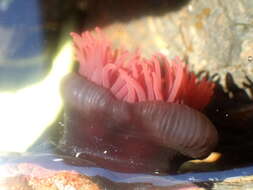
[84,0,253,90]
[0,163,203,190]
[0,163,101,190]
[212,176,253,190]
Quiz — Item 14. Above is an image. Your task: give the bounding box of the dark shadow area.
[40,0,86,51]
[82,0,191,29]
[195,181,213,190]
[205,73,253,170]
[40,0,192,36]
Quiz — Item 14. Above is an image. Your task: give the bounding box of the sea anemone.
[70,27,214,110]
[59,27,218,174]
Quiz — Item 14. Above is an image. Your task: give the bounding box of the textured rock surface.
[212,176,253,190]
[84,0,253,90]
[3,163,253,190]
[0,163,203,190]
[0,163,101,190]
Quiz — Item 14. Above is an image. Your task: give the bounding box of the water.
[0,0,253,189]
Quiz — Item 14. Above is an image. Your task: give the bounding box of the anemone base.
[58,110,188,174]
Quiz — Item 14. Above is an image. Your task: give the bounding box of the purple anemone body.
[59,28,218,174]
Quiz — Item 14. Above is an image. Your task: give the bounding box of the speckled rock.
[0,163,204,190]
[0,163,101,190]
[212,175,253,190]
[85,0,253,90]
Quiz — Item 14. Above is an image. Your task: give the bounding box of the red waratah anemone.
[59,27,218,174]
[70,27,214,110]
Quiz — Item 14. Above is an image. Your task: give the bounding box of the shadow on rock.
[205,72,253,170]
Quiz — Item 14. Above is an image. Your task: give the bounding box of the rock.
[84,0,253,91]
[0,163,101,190]
[0,163,204,190]
[212,176,253,190]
